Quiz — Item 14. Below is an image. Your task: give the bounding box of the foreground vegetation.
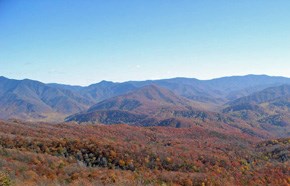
[0,120,289,186]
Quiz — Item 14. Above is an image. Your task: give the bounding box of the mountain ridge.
[65,85,200,126]
[224,84,290,137]
[65,85,273,140]
[1,74,290,138]
[0,77,94,121]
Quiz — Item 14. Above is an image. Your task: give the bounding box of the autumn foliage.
[0,120,289,186]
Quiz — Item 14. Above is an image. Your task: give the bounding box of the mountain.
[66,85,194,126]
[0,77,93,121]
[50,80,139,104]
[66,85,268,140]
[88,85,196,113]
[50,75,290,108]
[81,81,138,103]
[204,74,290,93]
[65,85,231,126]
[227,84,290,105]
[223,85,290,137]
[148,75,290,102]
[2,74,290,127]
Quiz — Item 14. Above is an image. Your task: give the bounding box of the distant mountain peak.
[0,77,94,121]
[99,80,114,84]
[229,84,290,105]
[87,84,192,113]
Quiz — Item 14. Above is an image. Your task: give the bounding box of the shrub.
[0,172,11,186]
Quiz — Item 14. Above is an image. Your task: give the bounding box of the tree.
[0,172,11,186]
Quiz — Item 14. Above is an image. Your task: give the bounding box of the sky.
[0,0,290,85]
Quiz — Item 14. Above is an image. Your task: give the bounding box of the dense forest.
[0,120,289,186]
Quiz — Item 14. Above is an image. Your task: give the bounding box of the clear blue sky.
[1,0,290,85]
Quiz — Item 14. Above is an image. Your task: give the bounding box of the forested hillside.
[0,120,289,186]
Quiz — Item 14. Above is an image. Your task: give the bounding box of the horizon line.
[1,73,290,87]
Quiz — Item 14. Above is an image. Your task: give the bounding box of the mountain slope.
[223,85,290,137]
[0,77,93,121]
[66,85,197,126]
[51,75,290,108]
[88,85,195,114]
[2,74,290,127]
[49,80,139,103]
[1,120,288,185]
[228,84,290,105]
[66,85,270,139]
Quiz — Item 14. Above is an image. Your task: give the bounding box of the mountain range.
[224,84,290,136]
[66,85,217,126]
[1,75,290,137]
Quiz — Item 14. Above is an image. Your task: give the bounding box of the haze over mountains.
[1,75,290,137]
[0,76,92,121]
[1,74,290,185]
[66,85,216,126]
[224,85,290,136]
